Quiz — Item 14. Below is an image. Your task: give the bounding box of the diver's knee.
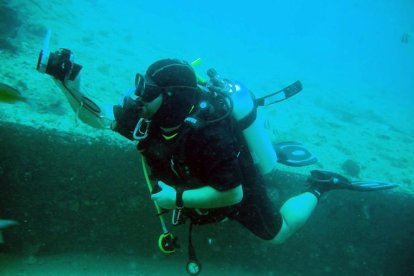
[272,235,287,244]
[271,219,291,244]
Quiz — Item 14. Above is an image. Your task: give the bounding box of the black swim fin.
[275,141,318,167]
[307,170,398,192]
[346,180,399,191]
[256,80,303,106]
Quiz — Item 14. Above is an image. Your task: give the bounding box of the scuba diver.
[36,33,398,275]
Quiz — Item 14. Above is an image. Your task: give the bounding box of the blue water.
[92,0,414,109]
[52,0,412,134]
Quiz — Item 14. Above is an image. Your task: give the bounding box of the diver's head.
[134,58,199,127]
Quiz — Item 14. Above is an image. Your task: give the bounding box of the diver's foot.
[306,170,398,200]
[306,170,352,199]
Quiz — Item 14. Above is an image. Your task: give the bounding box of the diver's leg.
[272,192,317,244]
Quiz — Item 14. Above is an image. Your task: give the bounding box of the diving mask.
[134,73,165,103]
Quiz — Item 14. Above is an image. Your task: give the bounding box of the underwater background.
[0,0,413,275]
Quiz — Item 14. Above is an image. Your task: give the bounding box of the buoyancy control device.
[200,69,277,175]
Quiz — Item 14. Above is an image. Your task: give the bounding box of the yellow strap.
[162,133,179,140]
[161,105,195,141]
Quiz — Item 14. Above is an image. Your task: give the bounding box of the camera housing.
[36,48,82,82]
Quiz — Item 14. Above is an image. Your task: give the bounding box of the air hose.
[141,157,178,254]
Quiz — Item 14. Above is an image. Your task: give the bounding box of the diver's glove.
[112,96,144,140]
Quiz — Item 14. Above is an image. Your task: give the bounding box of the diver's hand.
[151,181,177,209]
[112,97,144,140]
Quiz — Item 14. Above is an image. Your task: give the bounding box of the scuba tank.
[229,81,277,175]
[204,69,277,175]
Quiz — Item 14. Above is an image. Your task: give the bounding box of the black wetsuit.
[138,118,282,240]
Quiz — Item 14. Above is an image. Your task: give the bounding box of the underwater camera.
[36,30,82,82]
[37,48,82,82]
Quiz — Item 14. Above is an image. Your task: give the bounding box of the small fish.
[0,82,26,103]
[401,32,410,44]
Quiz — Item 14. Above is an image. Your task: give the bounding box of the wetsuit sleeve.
[188,124,243,191]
